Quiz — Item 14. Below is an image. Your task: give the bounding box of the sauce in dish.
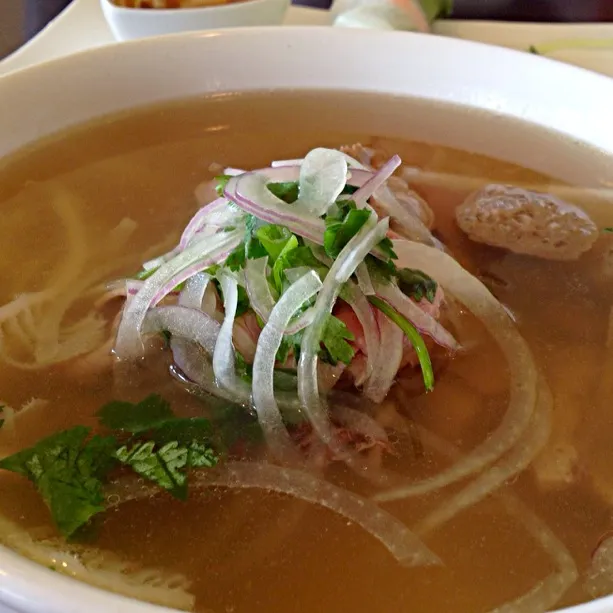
[0,91,612,613]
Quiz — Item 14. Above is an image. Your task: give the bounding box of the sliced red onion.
[353,155,401,208]
[179,199,243,250]
[344,282,379,385]
[252,271,323,463]
[225,173,326,244]
[365,308,404,403]
[114,229,241,359]
[212,271,252,399]
[297,148,348,216]
[244,257,276,322]
[143,306,220,356]
[355,262,375,296]
[373,184,435,245]
[298,219,391,466]
[142,252,176,272]
[374,281,459,351]
[373,239,538,500]
[223,167,246,176]
[284,267,314,285]
[126,280,144,296]
[107,461,440,567]
[178,273,211,310]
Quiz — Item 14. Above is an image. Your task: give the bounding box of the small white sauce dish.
[100,0,291,41]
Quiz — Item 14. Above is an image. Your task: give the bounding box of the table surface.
[2,0,613,60]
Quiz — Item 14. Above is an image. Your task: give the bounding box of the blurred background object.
[1,0,613,58]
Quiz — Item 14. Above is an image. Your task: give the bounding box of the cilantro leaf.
[115,440,217,501]
[97,394,174,435]
[135,267,157,281]
[268,181,299,203]
[215,174,232,197]
[604,227,613,233]
[320,314,355,366]
[396,268,438,304]
[148,418,213,446]
[255,225,295,262]
[377,236,397,260]
[0,406,4,430]
[272,234,300,292]
[324,207,371,259]
[0,427,117,538]
[225,243,246,271]
[365,254,397,283]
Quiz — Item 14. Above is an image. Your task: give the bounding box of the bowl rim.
[100,0,283,15]
[1,25,613,613]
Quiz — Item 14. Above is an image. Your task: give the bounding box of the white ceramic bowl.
[100,0,290,41]
[2,26,613,613]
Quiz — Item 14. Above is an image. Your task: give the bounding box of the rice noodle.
[252,271,322,463]
[374,240,538,502]
[416,377,552,535]
[0,515,194,611]
[107,462,440,568]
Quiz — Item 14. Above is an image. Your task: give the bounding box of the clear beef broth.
[0,91,611,613]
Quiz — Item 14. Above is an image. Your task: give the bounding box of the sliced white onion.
[115,229,241,359]
[416,426,577,613]
[374,240,538,502]
[364,308,404,403]
[178,273,211,310]
[272,152,370,171]
[488,495,577,613]
[252,271,323,463]
[355,262,375,296]
[343,282,379,384]
[416,378,552,535]
[298,148,348,216]
[353,155,401,207]
[298,218,391,469]
[285,306,316,335]
[142,306,220,356]
[374,281,459,351]
[107,462,440,567]
[212,271,252,398]
[225,173,325,244]
[331,404,389,447]
[373,185,435,245]
[244,257,276,322]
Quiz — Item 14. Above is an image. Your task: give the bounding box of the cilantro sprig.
[0,395,218,538]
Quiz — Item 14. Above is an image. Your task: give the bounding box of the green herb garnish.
[368,296,434,392]
[0,395,218,538]
[319,314,355,366]
[0,427,117,538]
[324,203,372,259]
[268,181,300,204]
